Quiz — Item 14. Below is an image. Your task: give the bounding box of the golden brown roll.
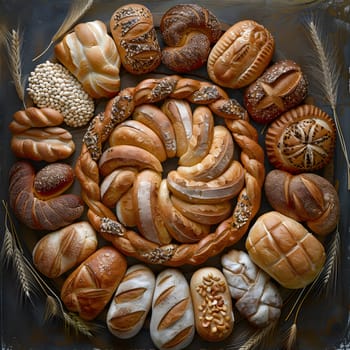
[207,20,275,89]
[110,4,161,74]
[244,60,308,123]
[264,169,340,236]
[265,104,336,173]
[32,221,98,278]
[190,267,234,342]
[107,264,155,339]
[160,4,222,73]
[245,211,326,289]
[54,20,121,98]
[61,246,127,321]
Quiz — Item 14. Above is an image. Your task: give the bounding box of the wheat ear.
[33,0,94,61]
[305,18,350,189]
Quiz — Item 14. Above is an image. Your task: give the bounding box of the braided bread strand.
[75,76,264,265]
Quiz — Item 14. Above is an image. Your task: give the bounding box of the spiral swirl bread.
[160,4,222,73]
[54,20,121,99]
[75,76,265,266]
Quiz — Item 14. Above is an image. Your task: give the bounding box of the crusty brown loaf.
[207,20,274,89]
[32,221,98,278]
[221,249,282,328]
[246,211,326,289]
[9,161,84,231]
[61,246,127,321]
[160,4,222,73]
[107,264,155,339]
[150,268,195,349]
[75,76,265,266]
[264,169,339,236]
[54,20,121,99]
[265,104,336,173]
[244,60,308,123]
[190,267,234,342]
[110,4,161,74]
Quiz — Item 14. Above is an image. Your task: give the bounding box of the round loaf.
[110,4,161,74]
[150,268,195,350]
[32,221,98,278]
[244,60,308,123]
[207,20,274,89]
[33,163,75,200]
[107,264,155,339]
[264,169,340,236]
[245,211,326,289]
[265,104,336,173]
[160,4,221,73]
[54,20,121,98]
[61,246,127,321]
[190,267,234,342]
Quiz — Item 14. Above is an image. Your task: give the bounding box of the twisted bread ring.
[75,75,265,266]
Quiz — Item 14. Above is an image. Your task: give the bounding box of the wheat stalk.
[3,28,26,105]
[284,323,298,350]
[33,0,94,61]
[305,18,350,189]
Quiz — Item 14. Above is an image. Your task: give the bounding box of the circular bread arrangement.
[75,75,265,266]
[3,2,344,349]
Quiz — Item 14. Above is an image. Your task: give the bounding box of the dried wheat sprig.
[305,18,350,189]
[284,323,298,350]
[63,312,97,337]
[33,0,94,61]
[0,222,14,267]
[3,28,26,105]
[236,322,278,350]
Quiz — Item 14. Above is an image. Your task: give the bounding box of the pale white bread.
[221,249,282,327]
[54,20,121,99]
[32,221,98,278]
[107,264,155,339]
[190,267,234,342]
[150,268,195,350]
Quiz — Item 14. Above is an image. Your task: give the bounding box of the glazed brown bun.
[160,3,222,73]
[265,104,336,173]
[9,161,84,231]
[264,169,340,236]
[110,4,161,74]
[32,221,98,278]
[244,60,308,123]
[190,267,234,342]
[246,211,326,289]
[61,246,127,321]
[54,20,121,98]
[207,20,274,89]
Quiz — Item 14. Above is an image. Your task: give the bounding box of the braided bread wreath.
[75,75,265,266]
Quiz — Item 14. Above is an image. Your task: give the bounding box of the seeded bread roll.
[160,4,222,73]
[244,60,308,123]
[110,4,161,74]
[107,264,155,339]
[190,267,234,342]
[32,221,98,278]
[246,211,326,289]
[207,20,274,89]
[150,268,195,350]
